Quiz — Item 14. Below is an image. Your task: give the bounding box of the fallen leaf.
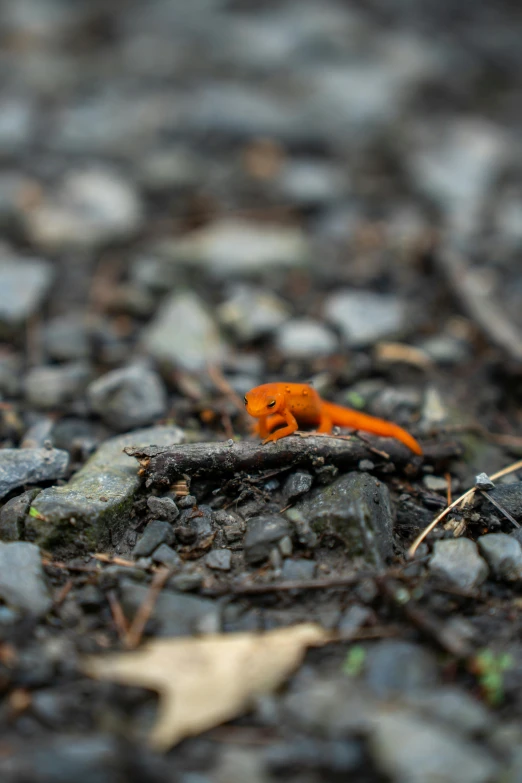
[83,623,328,751]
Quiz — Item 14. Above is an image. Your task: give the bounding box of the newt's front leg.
[262,409,299,444]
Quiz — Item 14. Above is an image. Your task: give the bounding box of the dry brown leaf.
[83,623,328,751]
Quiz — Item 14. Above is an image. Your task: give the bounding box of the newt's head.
[244,384,284,417]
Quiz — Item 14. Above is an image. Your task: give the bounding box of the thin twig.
[408,458,522,557]
[124,567,174,649]
[107,589,130,643]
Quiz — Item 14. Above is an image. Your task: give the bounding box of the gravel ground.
[1,1,522,781]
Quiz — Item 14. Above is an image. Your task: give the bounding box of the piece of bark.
[124,435,460,488]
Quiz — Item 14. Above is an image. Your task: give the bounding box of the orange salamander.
[244,382,422,455]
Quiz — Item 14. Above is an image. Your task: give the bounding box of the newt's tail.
[322,402,423,456]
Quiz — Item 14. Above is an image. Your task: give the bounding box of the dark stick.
[124,435,460,487]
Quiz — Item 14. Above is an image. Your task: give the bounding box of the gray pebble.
[281,558,316,581]
[475,473,495,491]
[275,318,338,358]
[25,362,91,409]
[0,542,52,616]
[134,520,175,557]
[0,447,69,500]
[282,471,313,503]
[177,494,197,509]
[324,290,406,347]
[278,534,293,557]
[120,578,220,635]
[370,710,498,783]
[43,314,91,362]
[243,514,292,564]
[0,488,41,541]
[205,549,232,571]
[147,496,179,522]
[338,605,372,636]
[365,640,438,698]
[477,534,522,581]
[0,257,53,332]
[429,539,489,591]
[423,475,448,492]
[151,543,181,568]
[142,291,228,371]
[88,365,167,431]
[217,284,290,341]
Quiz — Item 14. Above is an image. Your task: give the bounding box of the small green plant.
[343,645,366,677]
[471,649,514,706]
[29,506,47,521]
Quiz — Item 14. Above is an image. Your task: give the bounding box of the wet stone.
[0,542,52,616]
[484,482,522,520]
[151,543,181,568]
[0,487,41,541]
[429,539,489,591]
[477,534,522,582]
[205,549,232,571]
[0,257,53,332]
[291,472,394,567]
[0,447,69,501]
[243,514,292,564]
[119,578,220,636]
[133,520,175,557]
[29,425,183,550]
[324,290,406,347]
[282,471,313,504]
[87,365,167,431]
[25,362,91,409]
[146,495,179,522]
[281,557,316,581]
[142,291,228,371]
[364,640,438,698]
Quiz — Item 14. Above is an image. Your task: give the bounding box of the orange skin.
[244,382,423,456]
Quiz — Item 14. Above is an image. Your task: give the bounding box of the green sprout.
[471,649,514,706]
[343,645,366,677]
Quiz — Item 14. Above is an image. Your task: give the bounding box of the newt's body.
[244,382,422,455]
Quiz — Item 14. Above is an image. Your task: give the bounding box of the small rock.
[291,472,394,567]
[24,168,144,250]
[276,158,348,206]
[21,417,54,449]
[0,352,22,396]
[275,318,338,358]
[420,335,470,366]
[147,496,179,522]
[30,425,183,549]
[177,495,197,509]
[25,362,91,409]
[205,549,232,571]
[477,534,522,582]
[120,578,220,635]
[324,290,406,347]
[0,542,52,616]
[217,284,290,341]
[142,291,228,371]
[338,605,373,636]
[406,687,491,736]
[281,558,316,580]
[134,520,175,557]
[370,710,498,783]
[151,544,181,568]
[0,488,41,541]
[43,314,91,362]
[475,472,495,491]
[0,447,69,500]
[278,535,293,557]
[282,471,313,504]
[365,641,438,698]
[0,257,53,332]
[423,475,448,492]
[243,515,292,564]
[429,539,488,591]
[87,365,167,431]
[161,218,309,276]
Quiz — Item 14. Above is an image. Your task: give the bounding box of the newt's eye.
[244,396,248,406]
[267,400,276,408]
